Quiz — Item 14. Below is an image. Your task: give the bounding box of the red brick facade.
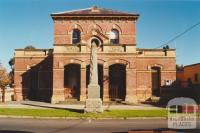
[177,63,200,88]
[14,6,176,103]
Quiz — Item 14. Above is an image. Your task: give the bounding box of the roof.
[51,6,139,18]
[184,63,200,68]
[137,48,176,51]
[15,48,53,51]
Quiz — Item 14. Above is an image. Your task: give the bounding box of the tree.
[0,68,10,87]
[24,45,36,50]
[8,57,14,69]
[0,66,11,102]
[176,64,184,71]
[8,58,14,87]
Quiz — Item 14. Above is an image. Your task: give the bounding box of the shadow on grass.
[141,98,167,108]
[0,131,34,133]
[21,102,84,113]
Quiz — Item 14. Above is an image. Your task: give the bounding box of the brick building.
[14,6,176,103]
[177,63,200,88]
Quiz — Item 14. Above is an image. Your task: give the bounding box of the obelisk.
[84,39,103,113]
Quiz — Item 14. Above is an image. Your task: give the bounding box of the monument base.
[125,95,138,104]
[84,98,103,113]
[84,84,103,113]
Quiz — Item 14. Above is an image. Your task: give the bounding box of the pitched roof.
[51,6,139,17]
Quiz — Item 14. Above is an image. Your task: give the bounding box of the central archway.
[109,64,126,101]
[64,64,80,100]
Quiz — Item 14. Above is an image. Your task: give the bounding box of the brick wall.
[53,19,136,45]
[176,63,200,88]
[14,50,53,102]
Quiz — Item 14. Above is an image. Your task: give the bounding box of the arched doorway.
[86,64,103,99]
[151,66,161,96]
[109,64,126,101]
[64,64,80,100]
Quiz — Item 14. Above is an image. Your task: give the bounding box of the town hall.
[14,6,176,103]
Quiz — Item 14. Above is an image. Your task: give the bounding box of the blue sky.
[0,0,200,70]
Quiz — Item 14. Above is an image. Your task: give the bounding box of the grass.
[101,110,167,118]
[0,108,168,118]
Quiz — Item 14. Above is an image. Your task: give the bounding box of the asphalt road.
[0,118,199,133]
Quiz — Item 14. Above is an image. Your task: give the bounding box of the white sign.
[167,97,197,129]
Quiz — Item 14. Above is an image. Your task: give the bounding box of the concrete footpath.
[0,101,164,110]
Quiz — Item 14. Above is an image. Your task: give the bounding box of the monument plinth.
[84,38,103,113]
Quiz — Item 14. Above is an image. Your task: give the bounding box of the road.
[0,118,199,133]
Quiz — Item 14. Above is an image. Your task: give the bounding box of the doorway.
[151,66,161,96]
[109,64,126,101]
[64,64,81,100]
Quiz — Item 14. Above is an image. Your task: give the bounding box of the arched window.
[72,29,81,44]
[109,29,119,44]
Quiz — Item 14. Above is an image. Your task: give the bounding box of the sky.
[0,0,200,70]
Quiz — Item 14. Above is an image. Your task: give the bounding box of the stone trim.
[15,70,27,72]
[68,24,84,33]
[52,15,138,19]
[52,52,137,56]
[136,70,176,73]
[107,59,130,68]
[15,56,48,58]
[57,59,83,69]
[105,24,122,34]
[53,68,64,70]
[147,64,163,70]
[84,59,105,66]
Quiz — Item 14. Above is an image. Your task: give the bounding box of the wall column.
[51,68,65,103]
[14,71,25,101]
[125,68,138,103]
[103,64,109,102]
[80,63,87,101]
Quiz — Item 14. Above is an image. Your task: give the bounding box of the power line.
[155,21,200,49]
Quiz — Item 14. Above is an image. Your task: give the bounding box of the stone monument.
[84,38,103,113]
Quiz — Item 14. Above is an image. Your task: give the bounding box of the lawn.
[0,108,168,118]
